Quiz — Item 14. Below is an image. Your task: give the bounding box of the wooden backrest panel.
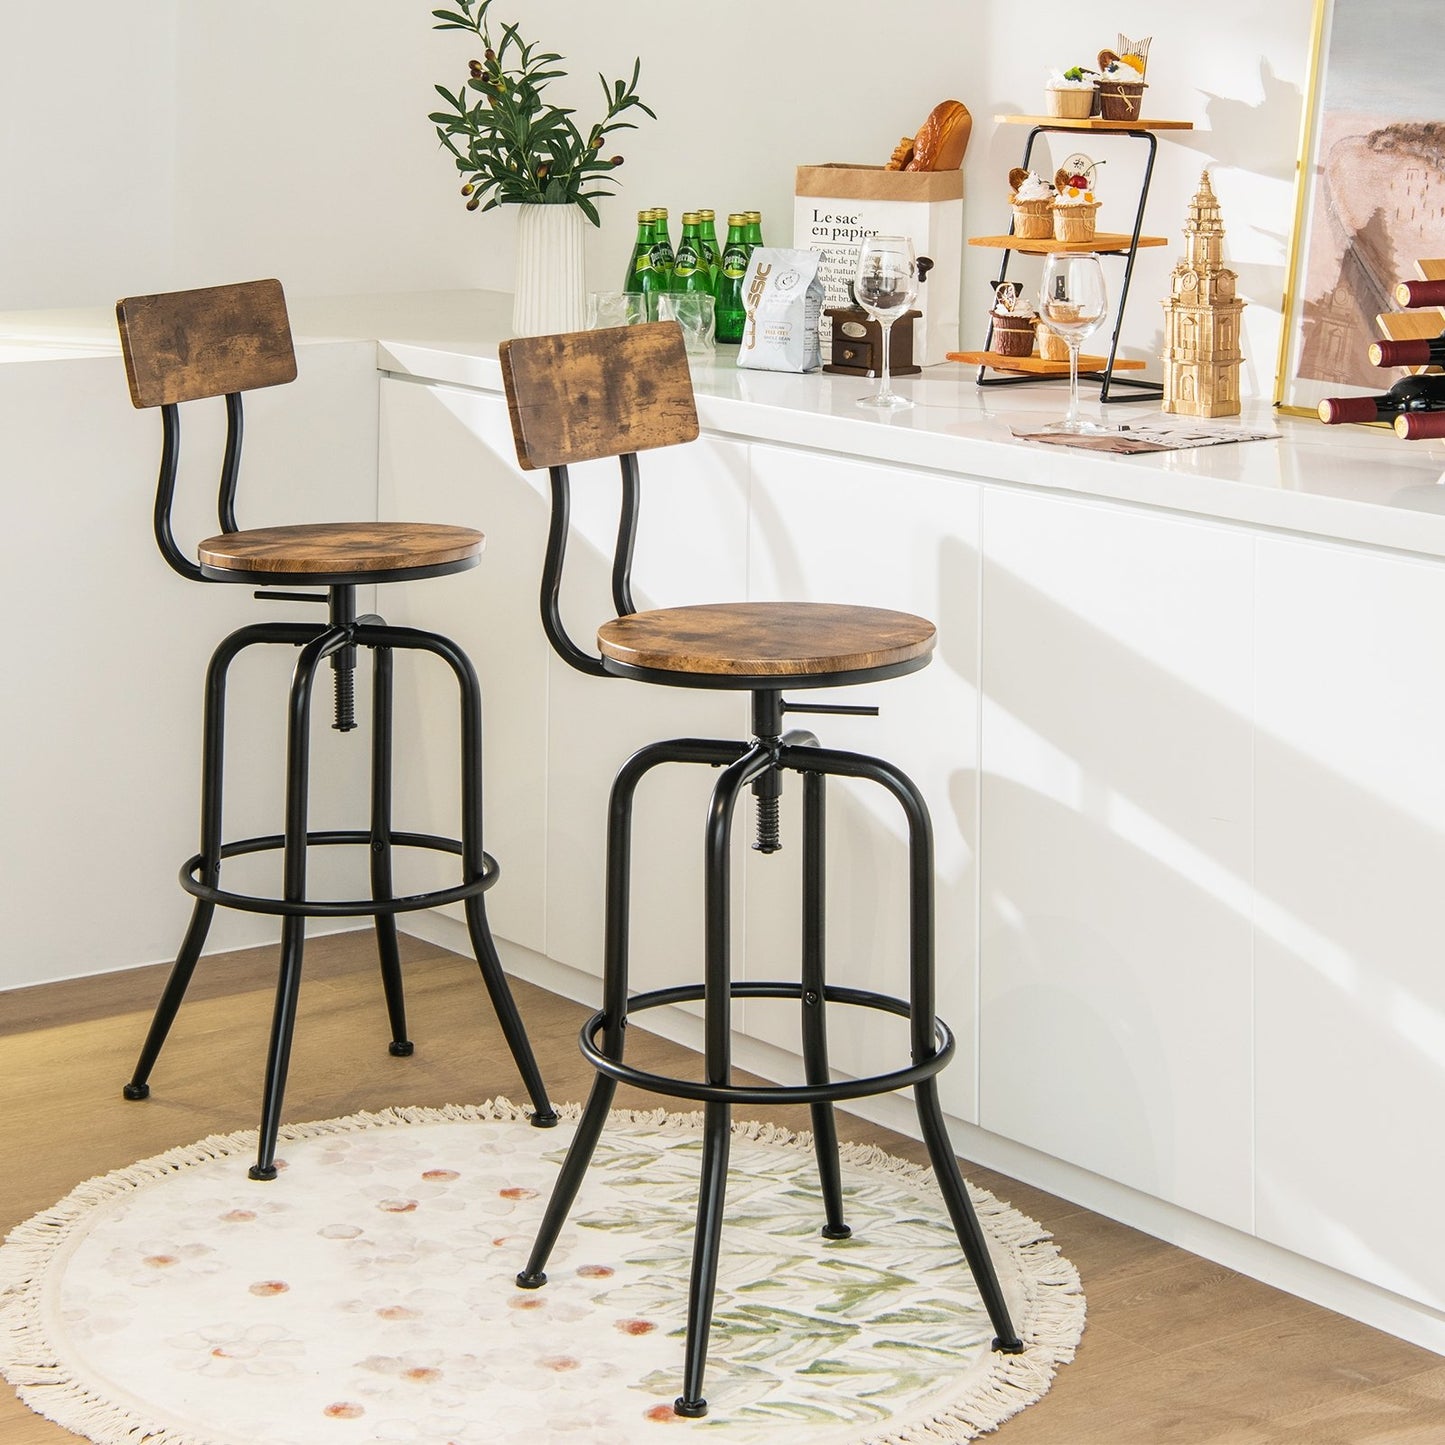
[116,278,297,409]
[499,322,700,470]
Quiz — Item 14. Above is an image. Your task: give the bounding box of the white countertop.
[9,288,1445,560]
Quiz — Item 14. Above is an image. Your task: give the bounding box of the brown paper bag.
[793,164,963,365]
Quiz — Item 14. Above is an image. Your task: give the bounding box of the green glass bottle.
[623,209,656,294]
[650,207,676,278]
[697,209,721,285]
[671,213,711,294]
[744,210,764,249]
[714,213,750,344]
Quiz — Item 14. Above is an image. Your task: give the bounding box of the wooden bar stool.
[499,321,1022,1417]
[116,279,556,1179]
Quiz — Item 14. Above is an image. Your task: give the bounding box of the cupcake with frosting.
[1008,167,1056,240]
[989,281,1037,357]
[1095,46,1148,120]
[1052,162,1101,242]
[1046,65,1097,119]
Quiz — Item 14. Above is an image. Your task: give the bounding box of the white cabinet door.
[979,488,1255,1231]
[746,445,983,1124]
[1255,536,1445,1312]
[377,377,549,954]
[543,433,752,994]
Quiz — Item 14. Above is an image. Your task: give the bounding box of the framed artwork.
[1274,0,1445,416]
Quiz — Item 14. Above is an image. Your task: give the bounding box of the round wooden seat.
[196,521,483,584]
[596,601,936,685]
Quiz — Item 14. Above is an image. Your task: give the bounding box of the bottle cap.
[1317,396,1381,424]
[728,212,748,226]
[681,211,700,225]
[1394,411,1445,440]
[698,209,715,219]
[745,211,762,222]
[1396,278,1445,308]
[1369,338,1431,368]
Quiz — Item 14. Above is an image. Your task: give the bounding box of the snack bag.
[737,248,824,373]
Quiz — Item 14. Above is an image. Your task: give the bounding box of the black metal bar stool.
[115,278,556,1179]
[498,322,1022,1417]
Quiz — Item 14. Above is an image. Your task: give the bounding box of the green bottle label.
[720,244,749,279]
[634,254,653,274]
[674,242,701,276]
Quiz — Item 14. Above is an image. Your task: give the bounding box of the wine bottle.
[1394,279,1445,308]
[1394,411,1445,440]
[1317,374,1445,424]
[1368,335,1445,368]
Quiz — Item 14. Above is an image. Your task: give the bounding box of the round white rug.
[0,1102,1084,1445]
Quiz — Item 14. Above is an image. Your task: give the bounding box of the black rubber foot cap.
[529,1110,560,1129]
[515,1270,547,1290]
[388,1040,415,1057]
[992,1335,1026,1355]
[122,1082,150,1101]
[821,1223,853,1240]
[673,1398,708,1419]
[248,1164,279,1182]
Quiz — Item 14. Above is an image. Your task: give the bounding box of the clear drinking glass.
[1038,253,1109,433]
[586,291,648,330]
[853,235,919,410]
[654,292,717,358]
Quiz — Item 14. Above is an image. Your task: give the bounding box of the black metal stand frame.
[515,439,1025,1417]
[125,390,556,1179]
[978,123,1163,403]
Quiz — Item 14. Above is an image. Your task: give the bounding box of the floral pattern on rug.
[1,1104,1084,1445]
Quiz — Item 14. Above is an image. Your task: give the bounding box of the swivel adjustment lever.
[782,700,880,718]
[253,589,328,604]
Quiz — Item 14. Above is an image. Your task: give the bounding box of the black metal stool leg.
[368,643,411,1057]
[447,630,556,1127]
[915,1079,1022,1353]
[518,741,666,1287]
[515,1070,617,1289]
[888,756,1024,1355]
[800,769,850,1240]
[465,895,556,1127]
[676,1099,731,1417]
[122,900,214,1101]
[363,620,558,1128]
[250,629,340,1181]
[675,746,763,1419]
[125,623,285,1101]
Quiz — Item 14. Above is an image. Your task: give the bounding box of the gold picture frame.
[1274,0,1445,417]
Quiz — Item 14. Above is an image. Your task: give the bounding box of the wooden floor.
[2,932,1443,1444]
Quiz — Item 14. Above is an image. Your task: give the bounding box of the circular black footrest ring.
[578,981,956,1106]
[179,831,499,918]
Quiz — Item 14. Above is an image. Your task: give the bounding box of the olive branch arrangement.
[429,0,655,225]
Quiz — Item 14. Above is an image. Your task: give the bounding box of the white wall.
[1,1,1316,397]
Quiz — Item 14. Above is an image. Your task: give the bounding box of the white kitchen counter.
[11,286,1444,560]
[372,290,1445,560]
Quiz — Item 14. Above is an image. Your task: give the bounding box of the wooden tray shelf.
[947,350,1147,375]
[970,232,1167,255]
[995,114,1195,131]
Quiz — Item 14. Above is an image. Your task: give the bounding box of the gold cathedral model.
[1162,171,1245,416]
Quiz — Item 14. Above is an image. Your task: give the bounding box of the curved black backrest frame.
[499,323,699,678]
[117,279,297,583]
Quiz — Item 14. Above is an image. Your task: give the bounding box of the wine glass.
[853,235,919,410]
[1038,253,1109,433]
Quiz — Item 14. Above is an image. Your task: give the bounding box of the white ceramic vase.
[512,202,587,337]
